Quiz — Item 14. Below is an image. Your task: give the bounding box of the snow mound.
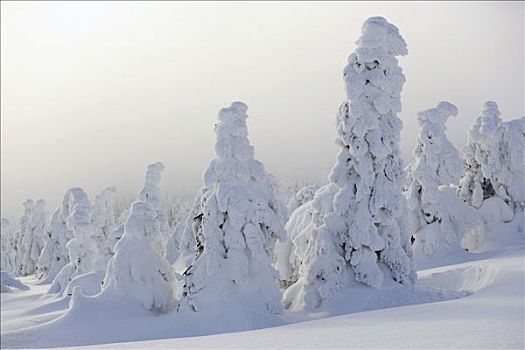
[0,271,29,293]
[479,197,514,224]
[418,265,498,294]
[64,271,105,297]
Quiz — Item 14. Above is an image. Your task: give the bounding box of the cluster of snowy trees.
[1,17,523,326]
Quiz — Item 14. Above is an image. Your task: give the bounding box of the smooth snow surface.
[1,220,523,349]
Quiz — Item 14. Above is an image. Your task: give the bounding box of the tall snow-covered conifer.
[459,102,524,215]
[14,199,34,275]
[1,218,15,274]
[177,102,286,319]
[137,162,169,256]
[91,186,118,265]
[21,199,46,275]
[406,102,474,255]
[95,163,174,312]
[101,200,175,312]
[48,188,95,294]
[284,17,415,310]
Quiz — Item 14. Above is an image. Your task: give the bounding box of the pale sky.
[1,1,524,220]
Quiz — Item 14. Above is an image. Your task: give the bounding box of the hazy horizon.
[1,1,524,220]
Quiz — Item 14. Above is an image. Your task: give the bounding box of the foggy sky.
[1,1,524,220]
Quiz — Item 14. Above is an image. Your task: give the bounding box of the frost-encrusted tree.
[20,199,46,275]
[274,183,320,286]
[172,189,205,264]
[137,162,169,256]
[14,199,35,276]
[37,209,68,282]
[48,188,97,294]
[499,117,525,212]
[101,200,175,312]
[177,102,286,319]
[1,218,15,273]
[284,17,415,311]
[406,102,472,255]
[91,186,118,265]
[287,184,320,214]
[459,102,502,208]
[459,102,524,215]
[38,188,87,282]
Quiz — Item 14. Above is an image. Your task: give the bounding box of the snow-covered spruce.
[286,184,320,214]
[48,188,97,295]
[169,189,205,267]
[104,207,130,259]
[20,199,46,276]
[137,162,170,257]
[101,200,175,312]
[459,103,524,216]
[459,102,503,209]
[91,186,118,265]
[275,183,320,286]
[13,199,35,276]
[176,102,286,320]
[38,188,90,283]
[406,102,474,255]
[284,17,415,311]
[1,218,15,274]
[499,117,525,213]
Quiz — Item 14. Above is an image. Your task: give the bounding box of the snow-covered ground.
[1,221,523,349]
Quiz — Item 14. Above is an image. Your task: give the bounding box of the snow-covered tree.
[287,184,320,214]
[47,188,94,293]
[284,17,415,311]
[176,102,286,320]
[459,102,502,208]
[104,206,130,259]
[91,186,118,265]
[37,209,68,282]
[498,117,525,213]
[171,189,205,265]
[459,102,524,215]
[14,199,35,276]
[1,218,15,273]
[406,102,482,256]
[20,199,46,275]
[274,183,320,286]
[101,200,175,312]
[137,162,169,256]
[38,189,87,283]
[165,194,193,265]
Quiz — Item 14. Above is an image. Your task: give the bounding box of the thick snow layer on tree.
[91,186,117,266]
[177,102,286,323]
[1,219,15,274]
[286,184,320,214]
[285,17,415,311]
[499,117,525,212]
[12,199,35,276]
[64,271,106,297]
[0,271,29,293]
[171,189,205,267]
[38,188,90,284]
[2,220,522,349]
[413,186,484,258]
[138,162,170,256]
[20,199,46,277]
[478,196,514,224]
[99,201,175,313]
[275,183,321,281]
[406,102,468,256]
[459,103,525,215]
[48,188,96,295]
